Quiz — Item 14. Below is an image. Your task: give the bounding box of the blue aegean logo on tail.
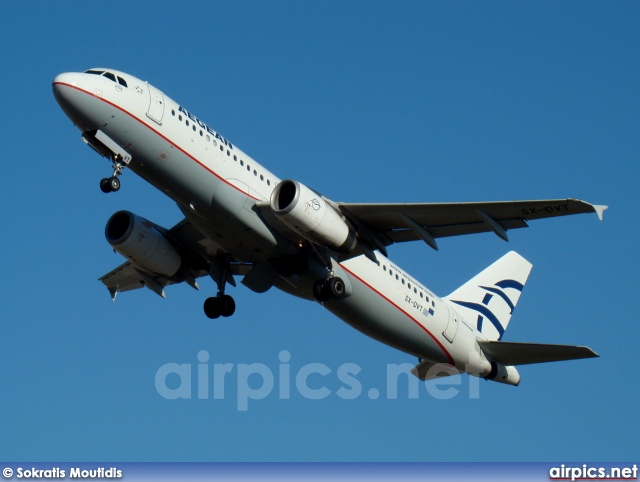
[450,279,524,340]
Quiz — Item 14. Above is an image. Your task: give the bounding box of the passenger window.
[103,72,116,82]
[171,110,176,116]
[227,150,230,156]
[192,125,196,131]
[220,145,223,151]
[402,279,405,285]
[240,160,244,166]
[420,292,423,298]
[179,115,182,121]
[200,130,203,136]
[186,120,189,126]
[414,288,417,294]
[234,155,237,161]
[206,135,210,141]
[267,180,271,186]
[260,175,264,181]
[254,170,257,176]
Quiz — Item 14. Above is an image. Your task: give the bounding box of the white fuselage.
[53,69,495,380]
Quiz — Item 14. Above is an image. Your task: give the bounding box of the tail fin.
[443,251,532,340]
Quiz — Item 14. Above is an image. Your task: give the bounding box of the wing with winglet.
[337,198,607,250]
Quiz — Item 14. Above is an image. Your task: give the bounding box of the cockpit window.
[83,70,127,88]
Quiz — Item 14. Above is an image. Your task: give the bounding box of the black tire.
[220,295,236,317]
[203,297,221,319]
[100,178,111,193]
[108,176,121,192]
[313,279,331,302]
[329,277,346,299]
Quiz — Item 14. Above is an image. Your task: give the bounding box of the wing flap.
[99,261,170,300]
[478,340,599,366]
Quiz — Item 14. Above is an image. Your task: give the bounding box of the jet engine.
[105,210,182,277]
[270,180,357,252]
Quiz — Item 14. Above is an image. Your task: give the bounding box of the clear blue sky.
[1,1,637,462]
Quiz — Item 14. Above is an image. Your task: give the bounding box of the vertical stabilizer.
[444,251,532,340]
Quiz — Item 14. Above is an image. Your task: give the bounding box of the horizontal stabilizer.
[478,340,599,366]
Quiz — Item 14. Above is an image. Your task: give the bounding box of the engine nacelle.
[105,211,182,278]
[270,180,357,252]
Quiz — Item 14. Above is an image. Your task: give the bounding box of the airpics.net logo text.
[155,350,482,411]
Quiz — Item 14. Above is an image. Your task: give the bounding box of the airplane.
[52,68,607,386]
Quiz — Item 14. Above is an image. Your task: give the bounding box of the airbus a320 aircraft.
[53,68,606,385]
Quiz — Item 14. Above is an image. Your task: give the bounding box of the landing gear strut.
[100,154,126,193]
[204,255,236,319]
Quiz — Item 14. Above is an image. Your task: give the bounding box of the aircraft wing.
[337,198,607,250]
[98,217,250,300]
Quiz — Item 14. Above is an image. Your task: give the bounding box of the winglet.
[593,204,608,221]
[108,287,118,302]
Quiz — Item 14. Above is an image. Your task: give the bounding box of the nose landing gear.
[100,155,126,193]
[100,176,120,193]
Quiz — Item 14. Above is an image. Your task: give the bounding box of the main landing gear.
[308,243,347,303]
[203,294,236,319]
[313,276,347,302]
[100,155,126,193]
[203,255,236,319]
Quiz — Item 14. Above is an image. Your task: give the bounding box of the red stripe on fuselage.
[339,263,455,366]
[53,82,260,201]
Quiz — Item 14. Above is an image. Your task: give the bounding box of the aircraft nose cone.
[52,72,89,128]
[52,72,80,101]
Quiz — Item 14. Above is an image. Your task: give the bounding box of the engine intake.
[105,211,182,277]
[270,180,357,252]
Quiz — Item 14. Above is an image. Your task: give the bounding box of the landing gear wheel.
[204,297,221,319]
[100,178,111,193]
[313,279,331,302]
[203,295,236,318]
[328,277,346,299]
[108,176,121,192]
[220,295,236,317]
